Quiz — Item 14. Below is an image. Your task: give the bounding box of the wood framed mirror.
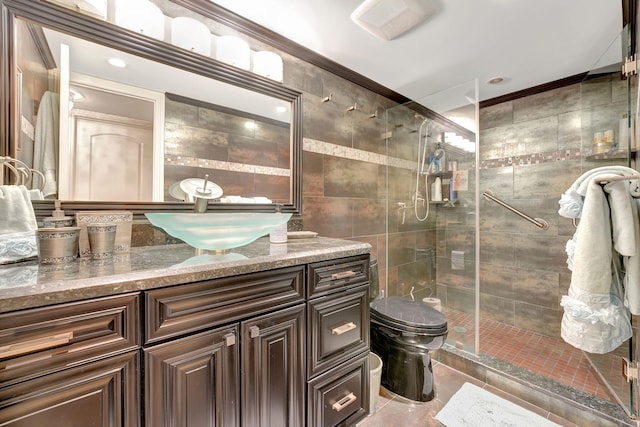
[0,0,302,217]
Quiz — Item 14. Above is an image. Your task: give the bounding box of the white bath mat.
[435,382,561,427]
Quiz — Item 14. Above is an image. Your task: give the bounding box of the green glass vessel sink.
[145,212,292,250]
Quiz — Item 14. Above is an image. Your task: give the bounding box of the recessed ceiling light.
[107,57,127,68]
[487,76,505,84]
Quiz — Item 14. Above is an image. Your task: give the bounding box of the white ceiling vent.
[350,0,436,41]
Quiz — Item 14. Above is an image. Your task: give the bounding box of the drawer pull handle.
[249,326,260,338]
[224,333,236,347]
[331,271,357,280]
[332,392,357,412]
[0,331,73,359]
[332,322,356,335]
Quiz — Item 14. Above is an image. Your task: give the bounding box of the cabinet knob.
[224,333,236,347]
[249,325,260,338]
[331,392,357,412]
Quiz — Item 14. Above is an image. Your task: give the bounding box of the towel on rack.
[560,179,635,353]
[558,166,640,218]
[0,185,38,264]
[32,91,60,198]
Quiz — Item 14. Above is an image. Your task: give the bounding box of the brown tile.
[324,156,379,198]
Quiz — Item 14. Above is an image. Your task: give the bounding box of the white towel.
[560,179,638,353]
[0,185,38,263]
[33,91,60,198]
[0,185,37,234]
[558,166,640,218]
[569,178,612,295]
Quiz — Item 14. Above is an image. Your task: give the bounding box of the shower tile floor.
[441,307,612,401]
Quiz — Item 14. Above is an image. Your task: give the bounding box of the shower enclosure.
[382,23,639,423]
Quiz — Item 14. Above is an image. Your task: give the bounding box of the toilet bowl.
[368,259,448,402]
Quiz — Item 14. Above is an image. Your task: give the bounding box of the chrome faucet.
[193,174,211,213]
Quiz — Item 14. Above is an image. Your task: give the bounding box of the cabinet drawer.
[308,255,369,298]
[0,350,139,427]
[308,352,369,427]
[145,266,304,344]
[0,293,140,387]
[307,284,369,378]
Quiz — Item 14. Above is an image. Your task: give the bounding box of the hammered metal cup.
[36,227,80,264]
[86,223,117,260]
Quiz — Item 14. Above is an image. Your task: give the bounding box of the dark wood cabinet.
[0,294,140,426]
[145,325,239,427]
[241,304,306,427]
[0,351,139,427]
[144,267,307,427]
[306,255,371,427]
[0,253,370,427]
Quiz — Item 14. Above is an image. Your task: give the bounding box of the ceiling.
[209,0,624,115]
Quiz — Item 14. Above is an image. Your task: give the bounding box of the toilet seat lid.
[370,296,447,334]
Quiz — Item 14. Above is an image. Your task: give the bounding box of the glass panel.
[473,23,634,421]
[580,24,637,418]
[383,80,478,353]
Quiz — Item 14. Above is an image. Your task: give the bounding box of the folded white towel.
[0,185,37,234]
[0,185,38,263]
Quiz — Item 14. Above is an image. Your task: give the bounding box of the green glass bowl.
[145,212,292,250]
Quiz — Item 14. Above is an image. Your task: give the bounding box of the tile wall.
[476,73,630,338]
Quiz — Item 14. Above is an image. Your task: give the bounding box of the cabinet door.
[0,350,138,427]
[145,326,239,427]
[241,304,305,427]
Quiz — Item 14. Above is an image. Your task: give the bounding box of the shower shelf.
[587,148,636,160]
[429,200,458,207]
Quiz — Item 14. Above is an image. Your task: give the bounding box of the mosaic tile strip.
[165,155,290,177]
[303,138,414,170]
[479,148,583,169]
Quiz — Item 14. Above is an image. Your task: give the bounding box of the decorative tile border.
[165,155,290,177]
[302,139,585,173]
[303,138,414,170]
[479,148,583,169]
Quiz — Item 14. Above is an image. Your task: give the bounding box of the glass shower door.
[383,79,479,354]
[578,23,638,419]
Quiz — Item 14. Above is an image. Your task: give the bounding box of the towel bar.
[0,156,45,191]
[482,190,549,230]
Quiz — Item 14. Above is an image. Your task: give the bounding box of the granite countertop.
[0,236,371,314]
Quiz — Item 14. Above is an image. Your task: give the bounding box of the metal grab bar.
[482,190,549,230]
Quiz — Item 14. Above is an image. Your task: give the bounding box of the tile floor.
[356,361,582,427]
[441,307,611,400]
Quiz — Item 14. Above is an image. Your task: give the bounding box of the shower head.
[421,148,446,174]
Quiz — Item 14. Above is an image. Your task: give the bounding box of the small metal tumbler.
[87,223,117,259]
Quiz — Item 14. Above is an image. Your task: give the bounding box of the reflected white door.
[71,110,153,201]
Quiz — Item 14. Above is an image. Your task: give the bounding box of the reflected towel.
[33,91,60,198]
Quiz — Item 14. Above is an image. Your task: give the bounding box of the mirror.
[1,0,302,216]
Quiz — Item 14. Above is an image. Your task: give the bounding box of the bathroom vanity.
[0,237,371,427]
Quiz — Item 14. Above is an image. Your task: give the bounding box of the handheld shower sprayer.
[422,147,446,175]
